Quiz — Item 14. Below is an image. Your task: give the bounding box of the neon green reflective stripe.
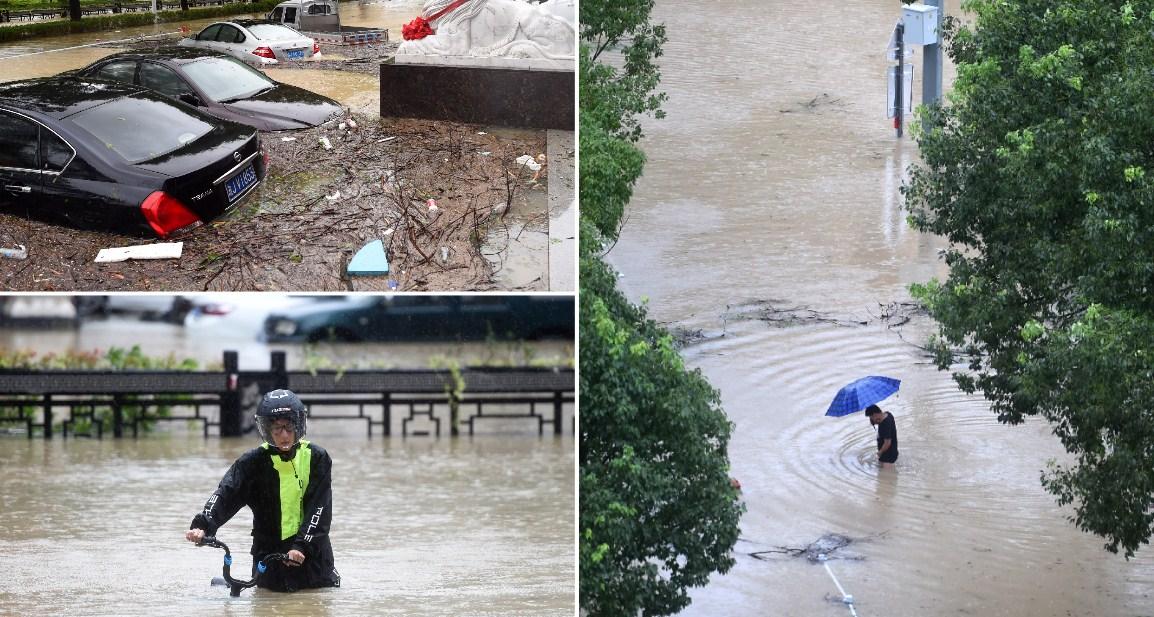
[265,440,313,541]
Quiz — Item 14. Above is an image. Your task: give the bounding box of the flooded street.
[0,293,574,615]
[609,0,1154,614]
[0,1,565,292]
[0,434,574,616]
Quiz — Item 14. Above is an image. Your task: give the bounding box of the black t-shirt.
[876,413,898,462]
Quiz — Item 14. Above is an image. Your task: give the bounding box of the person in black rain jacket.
[185,389,340,592]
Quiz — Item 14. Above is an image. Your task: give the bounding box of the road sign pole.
[895,22,904,138]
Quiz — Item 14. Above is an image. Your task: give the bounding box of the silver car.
[179,20,320,66]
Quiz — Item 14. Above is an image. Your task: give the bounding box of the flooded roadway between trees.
[609,0,1154,614]
[0,302,574,615]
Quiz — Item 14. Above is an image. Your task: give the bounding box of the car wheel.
[73,296,109,317]
[307,328,360,343]
[164,297,195,324]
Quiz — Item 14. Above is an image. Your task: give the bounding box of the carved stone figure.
[398,0,575,61]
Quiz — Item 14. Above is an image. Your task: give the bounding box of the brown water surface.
[0,434,574,616]
[608,0,1154,614]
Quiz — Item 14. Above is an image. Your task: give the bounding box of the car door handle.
[3,185,31,193]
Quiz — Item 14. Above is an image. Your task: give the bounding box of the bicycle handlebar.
[195,535,292,596]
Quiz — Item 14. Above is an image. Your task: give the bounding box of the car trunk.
[134,126,265,222]
[265,38,316,61]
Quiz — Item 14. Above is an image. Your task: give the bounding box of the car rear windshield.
[70,96,214,164]
[247,24,303,40]
[183,57,275,102]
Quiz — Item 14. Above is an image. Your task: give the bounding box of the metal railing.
[0,351,574,438]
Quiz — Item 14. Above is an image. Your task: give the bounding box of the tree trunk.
[69,0,81,21]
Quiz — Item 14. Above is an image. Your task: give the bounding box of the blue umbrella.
[825,376,901,417]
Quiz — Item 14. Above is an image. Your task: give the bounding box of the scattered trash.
[477,131,487,135]
[387,279,399,290]
[347,239,389,276]
[426,199,437,209]
[383,227,395,236]
[347,119,358,129]
[319,136,332,150]
[440,246,449,264]
[378,137,396,143]
[515,154,542,172]
[479,151,491,156]
[281,137,296,142]
[338,122,347,131]
[95,242,183,263]
[0,244,27,260]
[326,191,341,201]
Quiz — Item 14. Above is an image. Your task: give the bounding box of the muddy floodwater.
[0,434,574,616]
[609,0,1154,614]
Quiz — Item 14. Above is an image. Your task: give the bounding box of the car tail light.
[312,40,320,55]
[140,191,201,238]
[252,46,276,59]
[201,303,235,316]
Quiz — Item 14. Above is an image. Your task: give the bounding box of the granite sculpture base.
[380,57,574,130]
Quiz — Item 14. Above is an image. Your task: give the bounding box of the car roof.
[225,19,281,28]
[0,76,147,119]
[92,46,230,65]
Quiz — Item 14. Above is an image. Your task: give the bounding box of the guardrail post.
[220,351,242,437]
[271,351,288,389]
[42,394,52,439]
[553,391,563,436]
[112,394,123,438]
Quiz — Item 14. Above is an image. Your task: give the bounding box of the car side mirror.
[178,93,202,107]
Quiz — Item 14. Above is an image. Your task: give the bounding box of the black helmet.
[255,389,307,445]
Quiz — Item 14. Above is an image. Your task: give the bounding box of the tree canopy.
[580,0,744,613]
[905,0,1154,557]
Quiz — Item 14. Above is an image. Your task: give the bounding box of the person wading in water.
[185,389,340,592]
[866,404,898,467]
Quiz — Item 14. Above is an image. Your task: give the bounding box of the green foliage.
[579,0,667,143]
[579,109,646,241]
[580,256,743,616]
[905,0,1154,557]
[580,3,742,612]
[0,346,198,434]
[0,0,280,43]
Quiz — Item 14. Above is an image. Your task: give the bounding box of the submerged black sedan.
[0,77,266,238]
[74,47,342,131]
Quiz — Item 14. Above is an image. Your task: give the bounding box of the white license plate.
[286,48,305,59]
[225,164,257,202]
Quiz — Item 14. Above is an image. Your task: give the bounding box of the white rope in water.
[818,554,860,617]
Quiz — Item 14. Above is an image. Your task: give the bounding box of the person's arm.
[288,446,333,563]
[187,455,250,542]
[878,438,892,455]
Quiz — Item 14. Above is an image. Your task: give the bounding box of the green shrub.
[0,0,279,43]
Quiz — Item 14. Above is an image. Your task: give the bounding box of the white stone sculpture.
[397,0,575,68]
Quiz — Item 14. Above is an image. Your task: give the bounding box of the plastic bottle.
[0,244,27,259]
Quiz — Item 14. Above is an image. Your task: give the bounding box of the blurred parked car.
[179,20,320,66]
[0,77,267,238]
[73,295,193,323]
[262,296,575,343]
[74,48,342,131]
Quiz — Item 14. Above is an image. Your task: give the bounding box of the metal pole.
[922,0,944,127]
[895,22,904,138]
[220,351,242,437]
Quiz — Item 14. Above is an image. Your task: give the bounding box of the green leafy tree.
[581,258,743,616]
[580,0,744,614]
[905,0,1154,557]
